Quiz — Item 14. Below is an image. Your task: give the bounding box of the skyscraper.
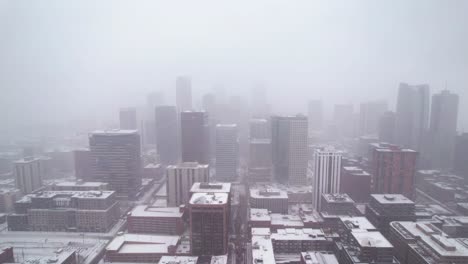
[370,143,418,199]
[425,90,459,170]
[249,118,270,140]
[312,147,342,210]
[14,157,43,194]
[454,133,468,179]
[89,130,142,199]
[155,106,179,165]
[145,91,165,145]
[180,111,210,164]
[119,107,138,130]
[176,76,192,112]
[359,101,388,136]
[378,111,396,143]
[166,162,209,206]
[395,83,430,151]
[271,115,308,185]
[308,100,323,133]
[215,124,238,181]
[189,192,229,256]
[73,149,93,181]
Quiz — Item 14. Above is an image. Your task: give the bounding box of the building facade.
[312,147,342,210]
[215,124,238,181]
[166,162,209,207]
[14,157,43,194]
[89,130,142,199]
[181,111,210,164]
[119,107,138,130]
[176,76,192,112]
[155,105,179,165]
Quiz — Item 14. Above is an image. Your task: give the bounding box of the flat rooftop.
[342,166,371,176]
[322,193,354,203]
[352,231,393,248]
[190,182,231,194]
[271,214,304,228]
[390,221,468,257]
[52,181,108,187]
[189,192,228,205]
[14,157,41,164]
[91,129,138,136]
[18,190,114,201]
[370,142,416,153]
[250,208,271,222]
[129,205,183,218]
[167,162,209,169]
[106,234,180,254]
[340,217,377,232]
[251,228,275,264]
[371,194,414,205]
[271,228,327,241]
[301,252,339,264]
[158,256,198,264]
[250,188,288,199]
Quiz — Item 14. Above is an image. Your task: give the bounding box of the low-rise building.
[127,205,185,235]
[300,251,339,264]
[249,187,288,214]
[320,193,357,215]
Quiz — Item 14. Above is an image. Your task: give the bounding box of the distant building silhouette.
[180,111,210,164]
[215,124,238,181]
[119,107,138,130]
[155,106,179,165]
[176,76,192,112]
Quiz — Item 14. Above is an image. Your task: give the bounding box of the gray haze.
[1,0,468,132]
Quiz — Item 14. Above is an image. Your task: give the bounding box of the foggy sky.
[1,0,467,131]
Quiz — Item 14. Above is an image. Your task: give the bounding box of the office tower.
[395,83,430,151]
[89,130,142,199]
[340,166,371,203]
[189,192,229,256]
[202,93,218,161]
[366,194,416,235]
[312,147,342,210]
[176,76,192,112]
[389,221,468,264]
[333,104,355,138]
[155,106,179,165]
[180,111,210,164]
[202,93,216,116]
[248,139,272,183]
[166,162,209,206]
[308,100,323,133]
[14,157,43,194]
[454,133,468,179]
[250,118,270,140]
[145,92,165,145]
[359,101,388,136]
[215,124,238,181]
[73,149,93,181]
[147,91,165,117]
[425,90,459,170]
[271,115,308,185]
[127,205,185,235]
[370,143,418,198]
[378,111,396,143]
[119,107,138,130]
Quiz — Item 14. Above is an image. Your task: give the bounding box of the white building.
[14,157,43,194]
[166,162,209,206]
[215,124,238,181]
[312,147,342,210]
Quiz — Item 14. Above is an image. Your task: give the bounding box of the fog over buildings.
[2,2,468,264]
[0,0,468,135]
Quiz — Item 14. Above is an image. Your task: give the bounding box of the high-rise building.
[454,133,468,179]
[378,111,396,143]
[155,106,179,165]
[14,157,43,194]
[73,149,93,181]
[119,107,138,130]
[249,119,270,140]
[308,100,324,133]
[271,115,308,185]
[89,130,142,199]
[370,143,418,199]
[189,192,229,256]
[251,85,269,118]
[425,90,459,170]
[180,111,210,164]
[166,162,209,207]
[176,76,192,112]
[145,92,165,145]
[215,124,238,181]
[312,147,342,210]
[395,83,430,151]
[340,166,371,203]
[359,101,388,136]
[248,139,272,183]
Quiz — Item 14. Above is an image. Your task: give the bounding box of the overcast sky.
[1,0,467,131]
